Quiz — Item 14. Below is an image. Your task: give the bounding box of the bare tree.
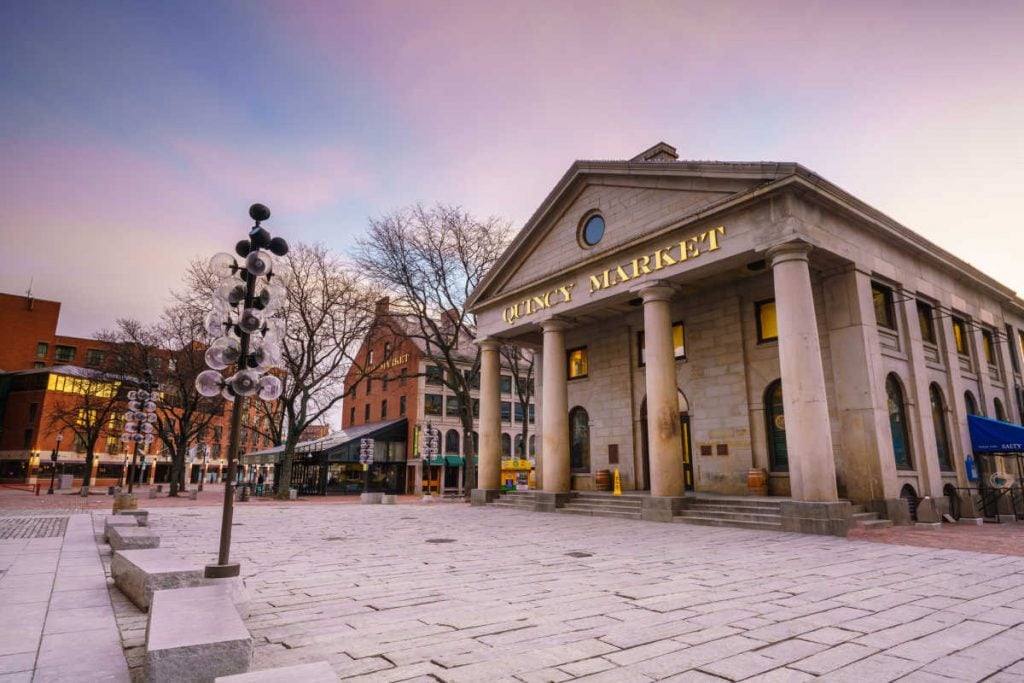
[272,243,379,499]
[353,204,511,496]
[501,345,535,460]
[46,363,129,495]
[100,310,224,496]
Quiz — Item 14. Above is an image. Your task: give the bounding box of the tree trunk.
[275,433,300,499]
[81,447,94,495]
[461,412,477,498]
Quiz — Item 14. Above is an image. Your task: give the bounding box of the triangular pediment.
[471,160,790,308]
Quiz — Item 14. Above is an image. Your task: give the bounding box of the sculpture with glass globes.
[195,203,288,578]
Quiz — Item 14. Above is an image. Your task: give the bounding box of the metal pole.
[207,268,255,579]
[127,439,140,494]
[47,452,57,494]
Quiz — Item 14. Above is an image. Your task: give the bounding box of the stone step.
[684,502,782,513]
[489,502,535,510]
[561,499,643,510]
[676,510,781,524]
[673,516,782,531]
[556,508,643,520]
[855,518,893,530]
[851,512,879,521]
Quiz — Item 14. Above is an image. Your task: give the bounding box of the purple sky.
[2,0,1023,337]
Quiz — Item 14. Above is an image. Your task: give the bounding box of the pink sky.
[1,0,1023,336]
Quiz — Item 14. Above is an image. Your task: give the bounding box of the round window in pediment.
[579,213,605,247]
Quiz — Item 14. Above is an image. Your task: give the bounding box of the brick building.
[0,291,270,489]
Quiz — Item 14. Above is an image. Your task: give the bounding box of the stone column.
[540,318,570,493]
[768,242,838,502]
[477,339,502,493]
[533,351,544,491]
[639,282,684,498]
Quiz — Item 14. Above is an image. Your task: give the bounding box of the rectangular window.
[55,345,76,362]
[472,398,480,418]
[85,349,106,367]
[529,404,535,424]
[399,395,406,417]
[952,317,969,356]
[1018,331,1024,372]
[499,375,512,394]
[917,302,936,344]
[464,369,480,390]
[364,404,370,421]
[638,322,686,366]
[500,401,511,422]
[567,347,588,379]
[514,403,524,423]
[106,435,119,454]
[214,426,223,442]
[27,402,38,423]
[380,400,388,420]
[22,429,33,449]
[424,394,442,416]
[446,396,461,417]
[1007,325,1020,373]
[33,361,45,368]
[756,300,778,342]
[871,282,896,330]
[36,342,49,358]
[400,369,407,386]
[981,329,996,366]
[366,377,372,395]
[426,366,443,385]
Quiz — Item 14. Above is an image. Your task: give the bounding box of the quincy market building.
[466,142,1024,534]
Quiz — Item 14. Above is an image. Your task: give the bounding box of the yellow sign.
[502,225,726,325]
[371,353,409,374]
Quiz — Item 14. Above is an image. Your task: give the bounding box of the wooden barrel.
[112,492,138,513]
[746,468,768,496]
[595,470,612,491]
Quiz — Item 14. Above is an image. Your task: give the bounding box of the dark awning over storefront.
[967,414,1024,453]
[243,418,408,465]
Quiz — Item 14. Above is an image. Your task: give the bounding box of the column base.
[532,491,574,512]
[641,496,690,523]
[780,500,853,536]
[204,563,241,579]
[865,498,912,526]
[470,489,503,507]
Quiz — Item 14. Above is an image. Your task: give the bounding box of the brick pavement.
[102,503,1024,682]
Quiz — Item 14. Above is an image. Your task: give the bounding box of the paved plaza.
[3,491,1024,681]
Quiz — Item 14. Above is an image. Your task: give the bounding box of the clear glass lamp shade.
[123,411,134,422]
[133,434,144,443]
[216,280,246,305]
[229,369,260,396]
[120,433,133,443]
[257,374,283,401]
[143,435,155,445]
[209,252,238,279]
[127,400,141,412]
[269,260,292,286]
[245,249,271,277]
[127,390,138,401]
[252,345,281,371]
[238,308,263,334]
[195,369,224,397]
[143,400,157,412]
[205,346,230,370]
[140,423,154,435]
[132,411,146,422]
[125,422,138,434]
[211,336,241,361]
[221,386,235,401]
[204,309,228,337]
[137,390,150,401]
[146,413,158,424]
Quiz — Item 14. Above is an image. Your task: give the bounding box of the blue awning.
[967,414,1024,453]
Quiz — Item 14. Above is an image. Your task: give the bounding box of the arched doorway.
[640,390,693,492]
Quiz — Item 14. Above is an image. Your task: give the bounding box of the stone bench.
[109,526,160,551]
[111,549,204,611]
[215,661,336,682]
[116,509,150,526]
[146,586,253,682]
[104,514,139,542]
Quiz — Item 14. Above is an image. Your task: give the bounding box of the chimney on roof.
[631,142,679,162]
[375,297,390,316]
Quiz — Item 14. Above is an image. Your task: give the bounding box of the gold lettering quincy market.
[589,226,725,294]
[503,284,576,324]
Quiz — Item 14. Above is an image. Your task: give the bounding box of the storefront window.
[567,347,588,379]
[765,380,787,472]
[887,374,912,470]
[424,394,442,416]
[569,406,590,471]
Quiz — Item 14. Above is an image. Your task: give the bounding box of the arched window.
[529,435,536,457]
[887,374,912,470]
[929,384,953,472]
[500,433,511,458]
[964,391,980,416]
[569,406,590,471]
[514,434,524,458]
[764,380,788,472]
[994,398,1006,422]
[444,429,459,455]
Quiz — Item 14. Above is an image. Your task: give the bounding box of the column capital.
[539,316,571,333]
[636,281,676,304]
[476,337,503,352]
[766,240,813,268]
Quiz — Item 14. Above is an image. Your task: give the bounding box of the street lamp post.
[122,369,158,495]
[195,203,287,579]
[120,455,129,488]
[47,433,63,494]
[198,444,208,492]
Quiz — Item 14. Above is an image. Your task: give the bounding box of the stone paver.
[99,504,1024,682]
